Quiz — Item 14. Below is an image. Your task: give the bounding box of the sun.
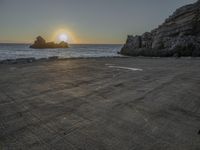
[59,34,68,42]
[52,28,75,43]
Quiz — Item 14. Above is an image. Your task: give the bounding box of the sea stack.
[30,36,69,49]
[120,0,200,57]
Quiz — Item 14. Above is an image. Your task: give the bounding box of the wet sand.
[0,57,200,150]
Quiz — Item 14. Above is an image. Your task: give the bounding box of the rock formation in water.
[30,36,69,49]
[120,0,200,57]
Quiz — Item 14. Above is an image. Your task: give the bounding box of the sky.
[0,0,197,44]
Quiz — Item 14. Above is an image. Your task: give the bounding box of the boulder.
[121,0,200,57]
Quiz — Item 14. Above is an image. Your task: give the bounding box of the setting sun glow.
[52,28,76,44]
[59,34,68,42]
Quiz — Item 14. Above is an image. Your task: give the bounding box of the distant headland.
[120,0,200,57]
[30,36,69,49]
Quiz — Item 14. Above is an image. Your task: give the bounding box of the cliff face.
[121,0,200,57]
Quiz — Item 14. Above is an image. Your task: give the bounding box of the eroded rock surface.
[121,0,200,57]
[1,58,200,149]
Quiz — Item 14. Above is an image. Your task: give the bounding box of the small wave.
[0,44,123,61]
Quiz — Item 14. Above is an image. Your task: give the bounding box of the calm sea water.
[0,44,123,60]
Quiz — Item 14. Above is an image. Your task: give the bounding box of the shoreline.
[0,56,125,65]
[1,55,200,65]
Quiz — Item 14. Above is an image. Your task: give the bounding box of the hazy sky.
[0,0,197,44]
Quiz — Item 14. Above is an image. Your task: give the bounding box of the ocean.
[0,44,123,61]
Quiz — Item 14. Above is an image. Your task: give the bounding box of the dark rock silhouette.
[30,36,69,49]
[121,0,200,57]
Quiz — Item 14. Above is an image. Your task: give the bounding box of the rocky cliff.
[121,0,200,57]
